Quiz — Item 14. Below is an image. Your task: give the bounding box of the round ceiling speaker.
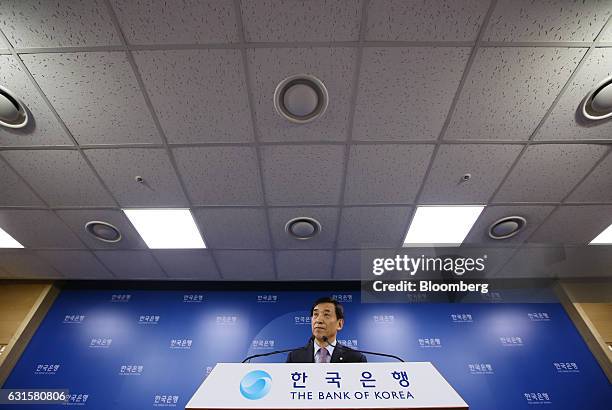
[285,217,322,240]
[0,85,28,128]
[274,74,328,124]
[581,76,612,120]
[488,216,527,240]
[85,221,122,243]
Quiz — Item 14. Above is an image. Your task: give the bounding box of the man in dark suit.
[286,296,366,363]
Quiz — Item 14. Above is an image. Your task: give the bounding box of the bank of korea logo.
[240,370,272,400]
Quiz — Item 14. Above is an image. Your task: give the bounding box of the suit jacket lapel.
[306,339,315,363]
[330,344,343,363]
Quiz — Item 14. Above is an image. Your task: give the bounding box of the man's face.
[311,302,344,341]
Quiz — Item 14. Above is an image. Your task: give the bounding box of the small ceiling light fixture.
[285,217,321,240]
[0,85,29,128]
[488,216,526,240]
[404,205,485,246]
[274,74,328,124]
[123,208,205,249]
[85,221,122,243]
[0,226,24,248]
[581,76,612,120]
[589,223,612,245]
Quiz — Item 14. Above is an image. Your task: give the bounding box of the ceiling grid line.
[394,0,501,249]
[330,0,371,279]
[100,0,219,280]
[231,0,279,280]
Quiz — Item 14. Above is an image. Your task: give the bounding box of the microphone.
[322,336,405,362]
[241,335,314,363]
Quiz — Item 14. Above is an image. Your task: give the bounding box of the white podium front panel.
[186,362,468,409]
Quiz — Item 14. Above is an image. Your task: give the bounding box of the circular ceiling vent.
[581,76,612,120]
[85,221,122,243]
[488,216,527,240]
[274,74,328,124]
[0,85,28,128]
[285,217,322,240]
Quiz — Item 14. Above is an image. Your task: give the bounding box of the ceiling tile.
[2,150,115,207]
[420,144,522,204]
[94,250,166,278]
[215,250,275,280]
[21,52,160,145]
[152,250,219,280]
[276,250,333,279]
[85,148,187,207]
[344,144,433,204]
[464,205,556,244]
[0,158,44,206]
[0,55,73,147]
[494,246,566,278]
[261,145,344,205]
[241,0,361,42]
[536,48,612,141]
[0,210,84,249]
[484,0,611,42]
[445,47,586,140]
[110,0,239,45]
[55,209,146,250]
[365,0,489,41]
[493,144,608,202]
[247,47,356,142]
[337,206,412,248]
[601,19,612,41]
[0,0,120,48]
[0,250,61,278]
[133,50,253,144]
[194,208,270,249]
[269,207,338,249]
[333,249,362,280]
[567,151,612,202]
[36,250,113,278]
[544,246,612,278]
[353,47,470,141]
[173,146,263,205]
[529,205,612,244]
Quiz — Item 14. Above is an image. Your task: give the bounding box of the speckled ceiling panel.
[420,144,523,204]
[214,250,275,280]
[344,144,434,204]
[85,148,188,207]
[567,151,612,203]
[0,250,61,278]
[0,55,73,147]
[94,250,166,279]
[353,47,470,141]
[0,158,44,206]
[260,145,345,205]
[445,47,586,140]
[0,0,120,48]
[241,0,361,42]
[365,0,489,41]
[110,0,239,45]
[484,0,611,42]
[601,19,612,41]
[37,250,114,278]
[133,50,253,144]
[269,207,339,250]
[152,250,219,280]
[493,144,609,203]
[337,206,412,248]
[21,52,160,145]
[193,208,270,249]
[247,47,356,142]
[536,48,612,141]
[0,210,84,249]
[2,150,115,207]
[173,146,263,206]
[529,205,612,244]
[276,250,334,279]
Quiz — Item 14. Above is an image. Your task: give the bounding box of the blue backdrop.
[2,288,611,409]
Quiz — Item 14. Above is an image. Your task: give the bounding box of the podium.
[186,362,468,409]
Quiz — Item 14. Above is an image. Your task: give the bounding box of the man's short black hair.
[310,296,344,320]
